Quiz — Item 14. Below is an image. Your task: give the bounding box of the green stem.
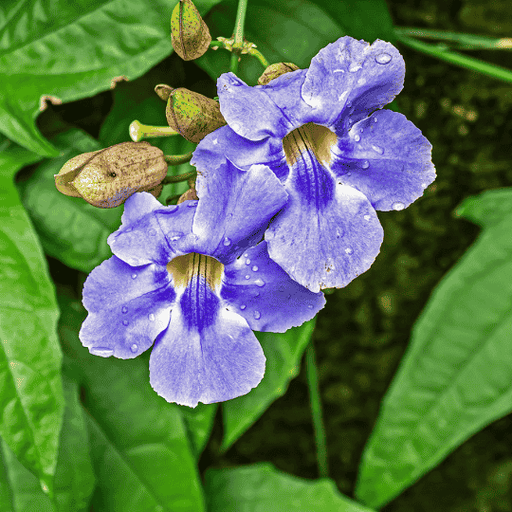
[395,32,512,83]
[230,0,249,73]
[162,170,196,184]
[306,341,329,478]
[248,47,269,68]
[164,152,194,166]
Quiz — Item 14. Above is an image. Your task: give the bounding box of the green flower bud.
[171,0,211,61]
[166,88,226,143]
[54,142,167,208]
[154,84,173,102]
[257,62,300,85]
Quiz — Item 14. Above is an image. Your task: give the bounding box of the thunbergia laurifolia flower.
[192,36,436,293]
[79,162,325,407]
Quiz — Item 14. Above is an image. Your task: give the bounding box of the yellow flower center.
[167,253,224,291]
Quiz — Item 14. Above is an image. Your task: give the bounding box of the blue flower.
[79,161,325,407]
[192,36,436,293]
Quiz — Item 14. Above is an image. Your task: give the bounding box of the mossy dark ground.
[39,0,512,510]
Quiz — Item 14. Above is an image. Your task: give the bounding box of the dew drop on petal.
[255,278,265,287]
[253,310,261,320]
[131,273,137,279]
[372,145,384,155]
[90,347,113,357]
[348,62,362,73]
[130,343,138,353]
[364,214,371,221]
[240,304,247,311]
[354,134,361,142]
[168,205,179,213]
[357,78,366,86]
[223,237,232,247]
[212,138,218,145]
[231,122,241,132]
[393,202,405,211]
[373,117,378,123]
[245,258,251,265]
[148,228,157,236]
[375,52,392,64]
[252,265,259,272]
[122,306,128,314]
[345,247,354,255]
[308,304,314,309]
[169,232,183,242]
[245,274,251,280]
[187,202,197,208]
[254,291,260,298]
[148,313,155,321]
[360,160,370,169]
[122,319,129,326]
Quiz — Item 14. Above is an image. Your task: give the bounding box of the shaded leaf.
[205,463,376,511]
[180,403,218,458]
[222,320,315,450]
[58,293,205,512]
[0,141,63,496]
[356,187,512,507]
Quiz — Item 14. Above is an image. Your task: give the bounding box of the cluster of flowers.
[78,36,435,407]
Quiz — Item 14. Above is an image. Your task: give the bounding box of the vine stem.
[230,0,249,73]
[306,340,329,478]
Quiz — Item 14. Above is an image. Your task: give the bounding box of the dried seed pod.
[257,62,300,85]
[54,142,168,208]
[166,88,226,143]
[171,0,211,61]
[155,84,173,102]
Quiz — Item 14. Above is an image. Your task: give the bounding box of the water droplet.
[131,273,137,279]
[245,258,251,265]
[360,160,370,169]
[122,319,129,326]
[90,347,113,357]
[371,145,384,155]
[232,122,241,131]
[130,343,138,353]
[223,237,232,247]
[148,313,155,321]
[148,228,157,236]
[333,69,345,74]
[122,306,128,314]
[187,202,197,208]
[253,310,261,320]
[345,247,353,255]
[393,202,405,211]
[357,77,366,86]
[167,205,178,213]
[308,304,314,309]
[354,134,361,142]
[375,52,392,65]
[245,274,251,280]
[254,278,265,287]
[254,291,260,298]
[240,304,247,310]
[348,62,362,73]
[364,214,371,221]
[212,138,218,145]
[169,232,183,242]
[252,265,259,272]
[373,117,378,123]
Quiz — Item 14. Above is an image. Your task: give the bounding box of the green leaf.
[0,376,95,512]
[180,403,218,458]
[0,0,221,156]
[356,187,512,508]
[221,320,315,450]
[0,141,64,496]
[205,463,376,512]
[198,0,344,84]
[58,294,205,512]
[16,129,124,273]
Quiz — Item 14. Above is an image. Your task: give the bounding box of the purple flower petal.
[194,159,288,262]
[302,37,405,129]
[221,241,325,332]
[266,183,384,293]
[332,110,436,210]
[80,256,173,358]
[149,291,265,407]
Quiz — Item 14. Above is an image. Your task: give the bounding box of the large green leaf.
[205,463,376,511]
[0,0,221,156]
[58,293,205,512]
[0,141,64,496]
[180,403,218,459]
[0,376,95,512]
[197,0,344,84]
[356,187,512,508]
[221,320,315,450]
[16,130,123,273]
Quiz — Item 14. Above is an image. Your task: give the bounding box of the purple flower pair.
[80,36,435,406]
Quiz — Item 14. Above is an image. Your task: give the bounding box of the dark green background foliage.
[1,0,512,510]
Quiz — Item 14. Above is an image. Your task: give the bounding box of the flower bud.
[257,62,300,85]
[171,0,211,61]
[166,88,226,143]
[54,142,168,208]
